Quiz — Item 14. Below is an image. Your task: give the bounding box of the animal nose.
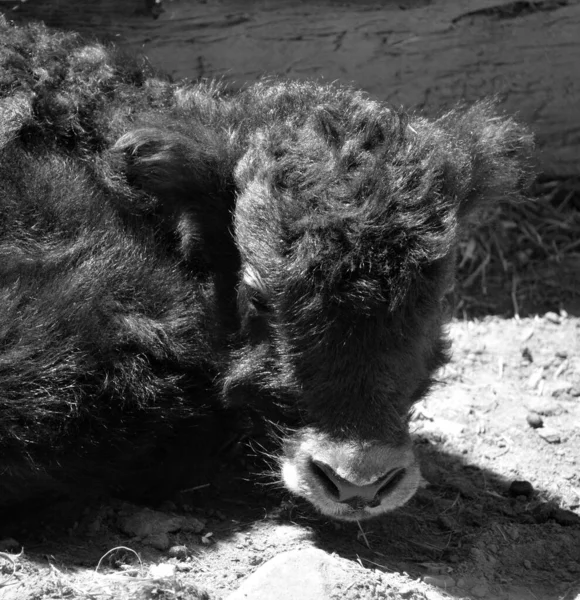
[310,459,406,505]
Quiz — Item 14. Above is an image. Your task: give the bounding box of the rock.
[227,548,353,600]
[526,412,543,429]
[437,515,458,531]
[423,575,455,589]
[0,538,20,552]
[521,328,534,342]
[158,500,178,512]
[537,428,561,444]
[527,369,544,390]
[149,562,177,579]
[447,477,478,499]
[525,398,560,416]
[544,311,561,324]
[551,508,580,526]
[530,504,553,524]
[508,481,534,498]
[523,559,531,569]
[421,563,448,575]
[248,554,263,566]
[548,380,573,397]
[182,516,206,533]
[521,347,533,362]
[421,462,443,485]
[471,582,489,598]
[119,508,205,538]
[144,532,171,551]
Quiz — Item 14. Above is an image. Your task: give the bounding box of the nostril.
[309,460,408,505]
[376,468,406,498]
[310,459,341,499]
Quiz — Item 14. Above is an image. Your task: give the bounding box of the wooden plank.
[5,0,580,176]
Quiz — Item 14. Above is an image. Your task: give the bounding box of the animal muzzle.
[281,429,420,521]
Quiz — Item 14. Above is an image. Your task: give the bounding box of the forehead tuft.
[233,85,460,309]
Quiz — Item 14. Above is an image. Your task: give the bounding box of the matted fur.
[0,17,533,518]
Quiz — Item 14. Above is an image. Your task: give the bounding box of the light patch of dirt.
[1,314,579,600]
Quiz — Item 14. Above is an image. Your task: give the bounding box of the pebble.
[471,582,489,598]
[421,563,448,575]
[119,507,205,538]
[0,538,20,552]
[525,398,560,416]
[149,562,176,579]
[158,500,178,512]
[551,508,580,526]
[144,532,171,551]
[521,347,533,362]
[537,428,561,444]
[544,311,561,324]
[526,412,543,429]
[167,545,189,559]
[423,575,455,589]
[226,548,352,600]
[530,504,552,524]
[248,554,263,566]
[527,369,544,389]
[421,462,443,485]
[521,328,534,342]
[549,380,573,397]
[448,477,478,499]
[437,514,458,531]
[523,560,532,569]
[509,481,534,498]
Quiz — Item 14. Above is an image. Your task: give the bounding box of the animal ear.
[111,126,228,207]
[110,126,239,275]
[432,101,535,221]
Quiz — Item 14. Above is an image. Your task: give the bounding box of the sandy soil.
[1,314,578,600]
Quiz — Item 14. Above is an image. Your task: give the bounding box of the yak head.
[116,81,532,521]
[223,83,532,520]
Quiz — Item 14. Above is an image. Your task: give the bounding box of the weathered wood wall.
[4,0,580,176]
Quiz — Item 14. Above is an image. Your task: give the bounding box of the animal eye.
[241,264,270,315]
[250,292,270,315]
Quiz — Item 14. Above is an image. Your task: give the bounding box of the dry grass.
[0,546,213,600]
[455,178,580,317]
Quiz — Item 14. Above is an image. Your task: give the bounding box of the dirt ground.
[1,314,579,600]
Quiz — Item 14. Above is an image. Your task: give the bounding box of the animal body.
[0,18,533,521]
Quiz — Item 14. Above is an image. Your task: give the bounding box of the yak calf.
[0,18,533,521]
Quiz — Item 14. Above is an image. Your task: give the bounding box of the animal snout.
[309,459,407,507]
[281,430,421,520]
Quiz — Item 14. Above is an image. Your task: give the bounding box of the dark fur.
[0,18,534,511]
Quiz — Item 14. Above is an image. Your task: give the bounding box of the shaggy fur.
[0,17,534,518]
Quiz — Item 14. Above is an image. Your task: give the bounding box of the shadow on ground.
[3,432,579,600]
